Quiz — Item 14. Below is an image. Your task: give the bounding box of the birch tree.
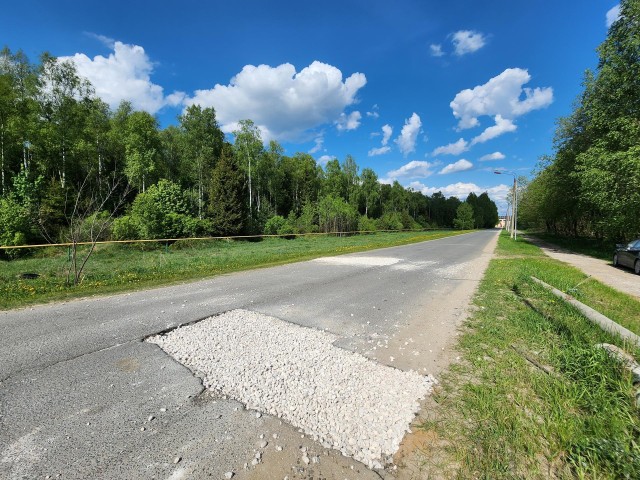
[233,119,263,218]
[179,105,223,219]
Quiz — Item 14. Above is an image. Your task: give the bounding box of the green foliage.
[0,47,505,251]
[111,215,141,240]
[358,215,378,232]
[76,210,112,242]
[0,171,42,253]
[400,211,420,230]
[453,202,474,229]
[123,111,161,192]
[129,179,195,239]
[317,195,358,233]
[359,168,380,217]
[322,159,347,199]
[377,212,404,231]
[477,192,499,228]
[264,215,287,235]
[207,145,245,236]
[179,105,223,218]
[233,119,263,217]
[293,203,319,233]
[522,0,640,241]
[577,141,640,239]
[465,191,498,228]
[0,196,30,257]
[276,214,298,235]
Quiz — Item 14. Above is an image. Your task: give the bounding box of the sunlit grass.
[419,232,640,479]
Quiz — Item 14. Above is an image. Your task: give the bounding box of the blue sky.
[2,1,621,212]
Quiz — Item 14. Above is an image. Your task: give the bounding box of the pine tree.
[207,144,246,236]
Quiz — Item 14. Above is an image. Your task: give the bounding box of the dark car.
[613,239,640,274]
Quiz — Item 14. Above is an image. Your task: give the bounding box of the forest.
[518,0,640,242]
[0,47,498,256]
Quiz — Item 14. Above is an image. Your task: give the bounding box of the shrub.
[264,215,287,235]
[0,197,31,258]
[112,215,142,240]
[317,195,358,233]
[400,211,417,230]
[358,215,378,232]
[377,212,404,231]
[129,180,197,239]
[77,211,113,242]
[296,203,319,233]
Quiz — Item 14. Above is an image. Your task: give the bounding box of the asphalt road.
[0,229,498,479]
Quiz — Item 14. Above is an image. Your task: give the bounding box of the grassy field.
[418,232,640,479]
[0,230,465,310]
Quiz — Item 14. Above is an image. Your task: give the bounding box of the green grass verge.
[0,230,466,310]
[497,235,640,336]
[420,232,640,479]
[531,232,613,261]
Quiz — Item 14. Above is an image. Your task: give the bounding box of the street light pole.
[511,174,517,240]
[494,171,517,240]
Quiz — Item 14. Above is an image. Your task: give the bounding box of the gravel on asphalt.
[147,309,436,469]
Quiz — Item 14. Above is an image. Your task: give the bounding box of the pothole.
[147,309,435,469]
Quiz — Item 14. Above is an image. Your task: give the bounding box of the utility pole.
[495,170,518,240]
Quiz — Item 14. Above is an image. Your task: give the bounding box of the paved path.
[526,236,640,299]
[0,230,498,479]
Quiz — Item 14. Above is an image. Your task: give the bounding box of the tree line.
[0,46,498,255]
[518,0,640,242]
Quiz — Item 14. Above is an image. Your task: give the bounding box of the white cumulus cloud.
[185,61,367,142]
[452,30,487,56]
[336,111,362,131]
[471,115,517,144]
[309,135,324,154]
[368,146,391,156]
[430,44,445,57]
[479,151,506,161]
[607,4,621,27]
[366,104,380,118]
[381,124,393,145]
[368,124,394,156]
[450,68,553,130]
[432,138,469,156]
[439,159,473,175]
[317,155,336,166]
[62,41,185,114]
[387,160,435,179]
[395,113,422,156]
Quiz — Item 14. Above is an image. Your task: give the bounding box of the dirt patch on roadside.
[386,232,499,478]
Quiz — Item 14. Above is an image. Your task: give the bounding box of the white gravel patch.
[392,260,437,271]
[312,256,401,267]
[434,260,473,277]
[148,309,435,469]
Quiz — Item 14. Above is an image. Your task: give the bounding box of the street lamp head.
[494,169,516,178]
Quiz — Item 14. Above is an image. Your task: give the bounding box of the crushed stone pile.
[148,309,435,469]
